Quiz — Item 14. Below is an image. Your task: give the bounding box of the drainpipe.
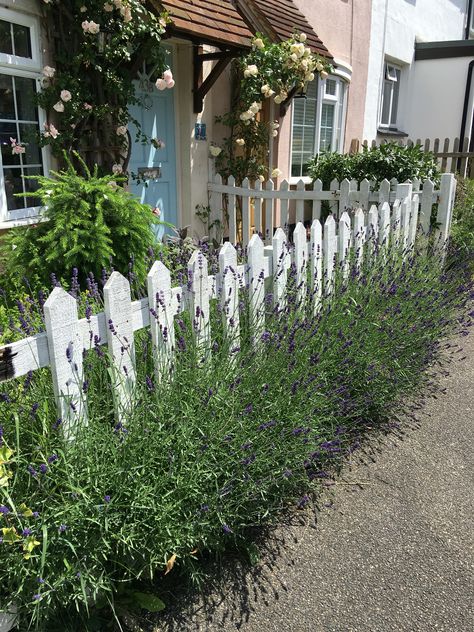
[458,60,474,172]
[466,0,473,40]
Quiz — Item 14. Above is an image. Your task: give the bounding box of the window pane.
[293,100,305,126]
[3,167,25,210]
[390,77,400,125]
[0,121,21,166]
[320,103,335,151]
[15,77,38,122]
[0,74,15,119]
[380,80,392,125]
[19,123,41,164]
[0,20,13,55]
[23,166,43,208]
[325,79,337,96]
[12,23,32,58]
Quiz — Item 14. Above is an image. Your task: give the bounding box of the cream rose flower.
[42,66,56,78]
[271,168,283,178]
[112,163,123,174]
[209,145,222,157]
[235,138,245,146]
[60,90,72,102]
[53,101,65,112]
[299,33,307,43]
[320,70,329,80]
[243,64,258,78]
[116,125,127,136]
[253,38,264,50]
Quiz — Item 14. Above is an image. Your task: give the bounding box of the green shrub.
[0,244,471,630]
[451,177,474,256]
[307,143,441,188]
[0,154,159,289]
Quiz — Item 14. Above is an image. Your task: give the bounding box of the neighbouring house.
[362,0,474,148]
[0,0,373,237]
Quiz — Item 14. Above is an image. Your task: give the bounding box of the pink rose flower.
[163,69,173,83]
[84,103,93,110]
[60,90,72,102]
[42,66,55,78]
[166,79,175,89]
[155,78,167,91]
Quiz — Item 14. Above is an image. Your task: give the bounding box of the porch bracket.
[193,49,234,113]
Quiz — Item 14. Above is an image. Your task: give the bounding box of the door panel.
[128,67,177,240]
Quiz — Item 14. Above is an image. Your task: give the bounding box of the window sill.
[0,215,45,231]
[377,127,409,137]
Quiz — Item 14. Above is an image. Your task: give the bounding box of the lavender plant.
[0,242,472,631]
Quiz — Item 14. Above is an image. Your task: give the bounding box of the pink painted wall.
[275,0,372,180]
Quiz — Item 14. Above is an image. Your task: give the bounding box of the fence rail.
[0,175,457,441]
[350,137,474,178]
[208,173,455,247]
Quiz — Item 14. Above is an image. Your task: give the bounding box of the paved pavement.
[156,332,474,632]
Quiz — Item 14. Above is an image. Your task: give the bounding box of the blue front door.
[128,63,178,240]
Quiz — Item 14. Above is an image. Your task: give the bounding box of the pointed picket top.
[312,178,323,221]
[294,222,307,305]
[265,178,275,244]
[241,177,251,247]
[419,178,434,235]
[219,241,240,350]
[296,179,305,223]
[247,233,265,345]
[214,173,222,185]
[339,178,351,214]
[279,179,290,231]
[353,208,366,268]
[272,227,288,309]
[379,179,391,205]
[310,219,323,312]
[379,201,391,249]
[412,177,421,192]
[147,260,175,382]
[323,214,337,293]
[44,287,86,440]
[359,178,371,211]
[188,249,211,357]
[104,271,136,420]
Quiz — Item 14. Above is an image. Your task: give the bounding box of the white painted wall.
[363,0,469,141]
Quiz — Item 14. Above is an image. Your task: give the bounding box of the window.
[470,3,474,39]
[380,62,401,128]
[0,8,45,223]
[290,76,347,178]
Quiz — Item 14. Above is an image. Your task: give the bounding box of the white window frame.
[289,75,347,184]
[0,7,48,225]
[379,62,401,129]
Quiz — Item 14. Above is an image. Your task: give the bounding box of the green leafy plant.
[36,0,172,172]
[450,177,474,257]
[0,153,159,287]
[307,143,441,188]
[0,239,472,630]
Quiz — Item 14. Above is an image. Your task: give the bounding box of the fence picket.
[379,201,391,250]
[293,222,307,305]
[44,288,86,439]
[359,178,370,210]
[253,179,262,236]
[296,179,305,223]
[279,179,289,232]
[436,173,457,246]
[265,179,275,244]
[227,175,237,244]
[310,219,322,313]
[147,261,175,383]
[378,179,391,205]
[241,177,250,247]
[219,242,240,349]
[312,179,322,220]
[323,214,337,293]
[188,251,211,358]
[104,272,136,419]
[408,193,420,249]
[392,199,402,247]
[353,208,366,268]
[339,178,351,213]
[210,174,223,242]
[401,195,412,251]
[247,233,266,344]
[367,205,379,255]
[419,178,434,234]
[329,178,339,216]
[272,227,288,309]
[338,211,351,279]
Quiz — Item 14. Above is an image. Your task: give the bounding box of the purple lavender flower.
[59,524,67,533]
[146,375,154,392]
[22,528,32,536]
[52,418,62,431]
[39,464,48,475]
[33,512,40,519]
[33,594,42,601]
[47,454,58,464]
[297,495,310,509]
[37,578,45,584]
[222,523,232,534]
[104,495,111,504]
[0,505,10,515]
[27,465,37,477]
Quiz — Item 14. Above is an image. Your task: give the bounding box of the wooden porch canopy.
[150,0,333,112]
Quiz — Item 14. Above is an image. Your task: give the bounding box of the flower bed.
[0,243,472,630]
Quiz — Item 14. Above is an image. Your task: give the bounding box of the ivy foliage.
[37,0,171,171]
[0,153,159,286]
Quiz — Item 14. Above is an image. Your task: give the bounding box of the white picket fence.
[0,175,456,441]
[208,173,456,247]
